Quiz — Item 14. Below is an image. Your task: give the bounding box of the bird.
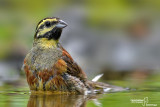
[22,17,125,94]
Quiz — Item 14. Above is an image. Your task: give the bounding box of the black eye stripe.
[38,21,58,29]
[45,21,57,27]
[45,21,51,27]
[51,21,57,25]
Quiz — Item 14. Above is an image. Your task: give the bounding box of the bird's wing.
[55,44,87,82]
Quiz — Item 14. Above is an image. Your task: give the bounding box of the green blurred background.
[0,0,160,85]
[0,0,160,84]
[0,0,159,58]
[0,0,160,107]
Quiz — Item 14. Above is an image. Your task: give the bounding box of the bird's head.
[34,17,67,47]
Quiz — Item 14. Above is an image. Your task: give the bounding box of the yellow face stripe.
[37,18,58,29]
[38,25,56,36]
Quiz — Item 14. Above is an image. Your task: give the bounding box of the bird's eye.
[45,21,51,27]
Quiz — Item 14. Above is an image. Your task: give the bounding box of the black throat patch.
[37,27,62,40]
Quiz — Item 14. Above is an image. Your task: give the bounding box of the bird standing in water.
[23,17,124,94]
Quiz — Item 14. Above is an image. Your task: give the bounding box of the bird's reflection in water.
[27,93,97,107]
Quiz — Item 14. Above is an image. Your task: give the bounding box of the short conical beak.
[56,20,68,28]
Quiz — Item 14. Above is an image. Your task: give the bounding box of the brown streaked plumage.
[23,17,88,94]
[23,17,126,94]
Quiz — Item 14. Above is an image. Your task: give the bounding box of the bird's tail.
[86,74,128,94]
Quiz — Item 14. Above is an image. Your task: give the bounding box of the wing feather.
[56,44,87,82]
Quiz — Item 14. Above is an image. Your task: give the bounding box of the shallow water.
[0,79,160,107]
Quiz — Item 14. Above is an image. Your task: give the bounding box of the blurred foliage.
[86,0,160,27]
[0,0,159,59]
[0,0,68,59]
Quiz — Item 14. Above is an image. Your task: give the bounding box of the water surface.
[0,78,160,107]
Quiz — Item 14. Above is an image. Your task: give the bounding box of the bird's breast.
[25,46,63,71]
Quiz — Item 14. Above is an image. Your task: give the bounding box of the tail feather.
[92,74,103,82]
[86,74,128,94]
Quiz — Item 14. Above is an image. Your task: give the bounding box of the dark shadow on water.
[27,93,100,107]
